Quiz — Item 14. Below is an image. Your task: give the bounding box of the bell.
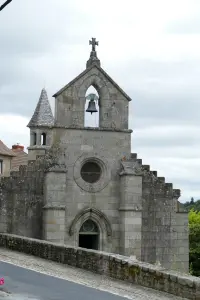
[86,99,98,114]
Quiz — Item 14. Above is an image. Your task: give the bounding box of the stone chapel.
[0,38,189,272]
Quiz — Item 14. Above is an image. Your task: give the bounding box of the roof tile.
[0,140,16,157]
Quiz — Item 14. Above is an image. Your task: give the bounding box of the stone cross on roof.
[87,37,101,68]
[89,38,99,52]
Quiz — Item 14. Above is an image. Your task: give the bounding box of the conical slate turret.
[27,88,54,127]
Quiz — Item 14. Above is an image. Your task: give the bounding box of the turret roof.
[27,88,54,128]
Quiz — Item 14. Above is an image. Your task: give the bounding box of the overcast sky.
[0,0,200,202]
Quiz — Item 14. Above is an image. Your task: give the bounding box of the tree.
[184,198,200,212]
[189,209,200,276]
[0,0,12,12]
[190,197,194,204]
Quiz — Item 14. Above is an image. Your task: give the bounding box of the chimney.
[12,143,24,151]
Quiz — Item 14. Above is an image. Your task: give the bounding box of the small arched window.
[41,133,47,145]
[33,132,36,145]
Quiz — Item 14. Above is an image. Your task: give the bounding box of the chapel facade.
[0,39,189,272]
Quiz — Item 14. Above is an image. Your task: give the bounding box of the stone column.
[43,168,67,244]
[43,206,66,244]
[36,132,41,146]
[119,172,142,259]
[170,195,189,273]
[30,131,35,146]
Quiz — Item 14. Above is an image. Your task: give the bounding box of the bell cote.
[53,38,131,130]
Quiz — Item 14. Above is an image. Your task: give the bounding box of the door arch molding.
[69,207,112,251]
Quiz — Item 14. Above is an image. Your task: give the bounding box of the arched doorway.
[79,219,99,250]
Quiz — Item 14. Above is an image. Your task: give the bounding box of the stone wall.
[0,159,45,238]
[0,233,198,300]
[49,128,131,254]
[141,168,175,268]
[139,160,189,272]
[118,153,189,272]
[0,138,189,273]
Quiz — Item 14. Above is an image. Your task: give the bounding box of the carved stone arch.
[78,72,111,128]
[69,207,112,237]
[78,73,110,101]
[69,207,112,251]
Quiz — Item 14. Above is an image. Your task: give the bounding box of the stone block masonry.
[0,145,189,272]
[0,160,45,238]
[0,40,189,281]
[0,233,198,300]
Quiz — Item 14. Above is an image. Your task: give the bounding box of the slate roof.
[53,64,132,101]
[0,140,16,157]
[27,88,54,127]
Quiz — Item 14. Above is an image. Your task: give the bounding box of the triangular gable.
[53,64,131,101]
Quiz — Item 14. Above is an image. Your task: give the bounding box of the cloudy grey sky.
[0,0,200,202]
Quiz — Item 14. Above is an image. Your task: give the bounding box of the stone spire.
[27,88,54,127]
[86,37,101,68]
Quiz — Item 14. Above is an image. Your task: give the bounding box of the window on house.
[0,160,3,174]
[41,133,47,145]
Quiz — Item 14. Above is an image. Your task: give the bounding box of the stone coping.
[28,125,133,133]
[0,233,199,299]
[54,126,133,133]
[27,146,50,150]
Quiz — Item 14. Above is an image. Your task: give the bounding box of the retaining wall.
[0,233,199,299]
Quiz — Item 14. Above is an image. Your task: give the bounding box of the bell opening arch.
[78,72,110,128]
[84,85,100,128]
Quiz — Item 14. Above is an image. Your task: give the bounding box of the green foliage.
[183,197,200,212]
[189,209,200,276]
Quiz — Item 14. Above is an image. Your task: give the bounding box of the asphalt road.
[0,261,127,300]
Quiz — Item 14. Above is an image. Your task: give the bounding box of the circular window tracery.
[73,153,111,193]
[80,220,99,233]
[81,161,101,183]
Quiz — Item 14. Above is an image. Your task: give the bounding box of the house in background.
[0,141,28,176]
[11,144,28,171]
[0,140,15,176]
